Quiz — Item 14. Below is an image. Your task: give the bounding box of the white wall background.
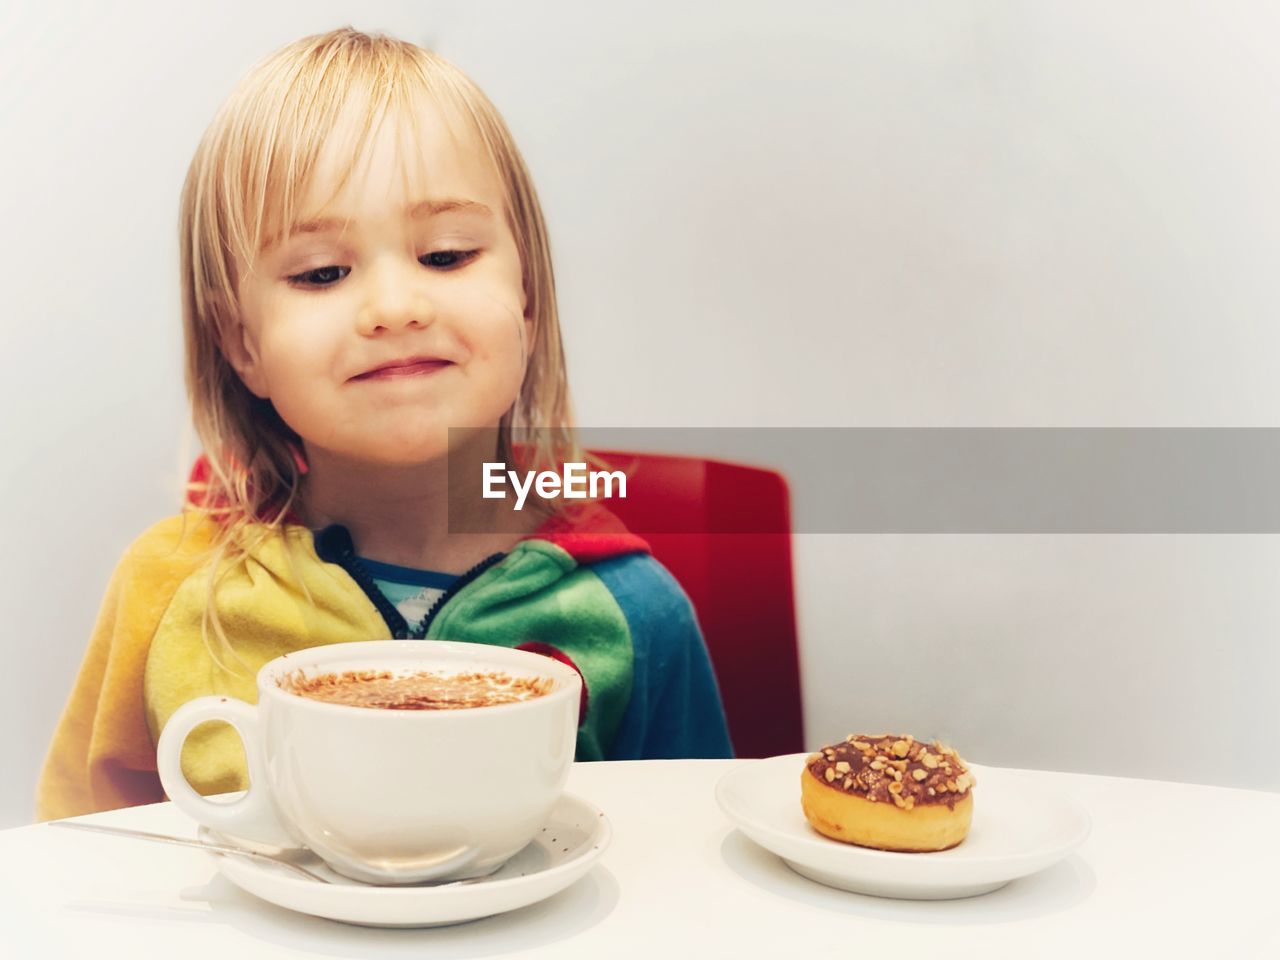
[3,0,1279,828]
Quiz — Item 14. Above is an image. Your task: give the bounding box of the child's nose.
[355,263,436,335]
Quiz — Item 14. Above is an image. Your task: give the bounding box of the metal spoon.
[50,820,334,882]
[49,821,487,887]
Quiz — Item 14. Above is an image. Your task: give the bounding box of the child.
[37,27,732,821]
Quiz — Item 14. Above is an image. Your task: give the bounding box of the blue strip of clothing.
[357,557,459,590]
[358,556,459,628]
[590,553,734,760]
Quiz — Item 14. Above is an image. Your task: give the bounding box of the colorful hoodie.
[36,503,733,821]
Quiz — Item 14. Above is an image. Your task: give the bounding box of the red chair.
[186,450,806,759]
[591,450,804,759]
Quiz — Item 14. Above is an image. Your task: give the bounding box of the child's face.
[228,97,530,466]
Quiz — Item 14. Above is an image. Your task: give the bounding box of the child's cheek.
[444,282,520,354]
[480,312,529,387]
[263,324,332,374]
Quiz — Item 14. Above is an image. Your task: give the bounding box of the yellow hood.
[36,513,386,821]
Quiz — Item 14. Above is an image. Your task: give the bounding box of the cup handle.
[156,696,298,849]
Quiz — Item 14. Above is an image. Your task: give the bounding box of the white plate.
[198,792,611,927]
[716,754,1090,900]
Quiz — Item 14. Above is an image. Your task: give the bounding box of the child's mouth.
[353,359,453,381]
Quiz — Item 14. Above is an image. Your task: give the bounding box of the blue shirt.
[357,556,458,627]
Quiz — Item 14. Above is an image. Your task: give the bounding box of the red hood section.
[525,500,651,563]
[185,453,305,526]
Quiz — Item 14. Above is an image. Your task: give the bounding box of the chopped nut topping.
[807,733,973,808]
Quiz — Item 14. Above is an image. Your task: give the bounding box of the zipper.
[312,525,411,639]
[313,524,506,641]
[414,552,506,638]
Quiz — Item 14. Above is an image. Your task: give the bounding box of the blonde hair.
[179,27,579,672]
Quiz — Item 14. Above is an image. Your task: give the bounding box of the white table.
[3,760,1278,958]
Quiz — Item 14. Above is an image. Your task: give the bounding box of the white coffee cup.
[155,640,581,885]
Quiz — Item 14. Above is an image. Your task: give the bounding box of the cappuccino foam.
[282,668,553,710]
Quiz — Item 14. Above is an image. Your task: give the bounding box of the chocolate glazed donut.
[800,734,975,852]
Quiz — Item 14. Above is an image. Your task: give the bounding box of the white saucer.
[197,792,611,927]
[716,754,1090,900]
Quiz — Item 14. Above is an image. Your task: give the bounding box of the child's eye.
[420,249,479,270]
[287,265,349,288]
[285,250,478,289]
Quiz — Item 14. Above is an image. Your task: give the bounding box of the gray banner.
[447,428,1280,533]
